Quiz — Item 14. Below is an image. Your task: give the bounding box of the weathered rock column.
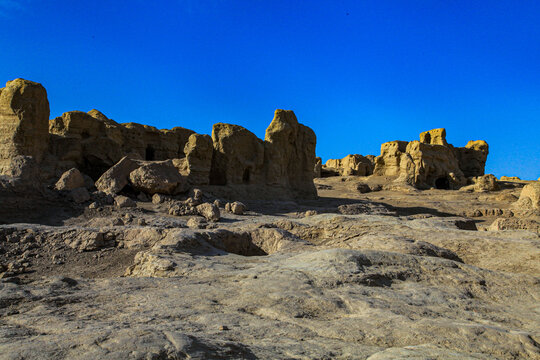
[0,78,50,175]
[264,109,317,198]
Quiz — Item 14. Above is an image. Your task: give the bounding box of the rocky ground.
[1,176,539,359]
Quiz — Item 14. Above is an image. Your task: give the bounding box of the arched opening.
[242,168,251,184]
[81,131,90,140]
[435,176,450,190]
[145,145,155,161]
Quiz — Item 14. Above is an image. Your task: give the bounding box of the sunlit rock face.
[0,78,50,175]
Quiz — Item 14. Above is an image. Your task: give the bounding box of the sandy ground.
[0,176,539,359]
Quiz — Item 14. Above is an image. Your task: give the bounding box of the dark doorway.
[145,145,155,161]
[435,176,450,189]
[242,168,251,184]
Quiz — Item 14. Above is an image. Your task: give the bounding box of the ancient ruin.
[1,78,539,359]
[0,78,317,200]
[320,128,489,190]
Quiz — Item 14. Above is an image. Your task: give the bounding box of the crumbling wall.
[48,110,194,179]
[0,79,50,175]
[373,129,487,189]
[0,78,318,199]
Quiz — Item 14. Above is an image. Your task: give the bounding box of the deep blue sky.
[1,1,538,179]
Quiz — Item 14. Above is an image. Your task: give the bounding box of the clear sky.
[1,1,538,179]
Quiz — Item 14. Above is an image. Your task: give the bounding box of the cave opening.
[435,176,450,190]
[242,168,251,184]
[145,145,155,161]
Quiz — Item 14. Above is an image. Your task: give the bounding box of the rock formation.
[455,140,489,177]
[49,110,194,179]
[183,134,213,185]
[514,182,540,212]
[264,109,317,198]
[373,128,488,189]
[323,154,374,177]
[0,78,317,200]
[210,123,265,186]
[0,79,50,175]
[419,128,448,146]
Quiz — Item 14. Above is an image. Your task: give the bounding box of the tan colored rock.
[0,78,50,174]
[87,109,109,121]
[489,218,540,232]
[187,216,208,229]
[405,141,466,188]
[513,182,540,211]
[129,160,188,195]
[373,141,409,177]
[184,134,213,185]
[95,156,141,194]
[264,109,317,198]
[472,174,499,192]
[455,140,489,177]
[500,176,521,181]
[49,110,124,178]
[152,193,170,204]
[115,195,136,208]
[196,202,220,222]
[49,108,195,179]
[324,154,373,177]
[55,168,85,191]
[419,128,448,146]
[373,130,488,189]
[210,123,265,185]
[225,201,246,215]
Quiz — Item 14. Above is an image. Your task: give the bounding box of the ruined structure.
[48,110,194,179]
[0,78,317,199]
[0,79,50,175]
[315,128,489,190]
[373,128,489,189]
[322,154,374,177]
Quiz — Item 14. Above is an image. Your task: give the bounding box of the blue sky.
[1,0,539,179]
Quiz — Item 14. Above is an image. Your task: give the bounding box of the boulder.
[225,201,246,215]
[210,123,265,185]
[473,174,499,192]
[513,182,540,211]
[95,156,141,194]
[187,216,208,229]
[55,168,85,191]
[0,78,50,175]
[196,203,220,222]
[168,202,198,216]
[184,134,213,185]
[152,193,170,205]
[264,109,317,198]
[129,160,188,195]
[489,218,540,232]
[115,195,136,208]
